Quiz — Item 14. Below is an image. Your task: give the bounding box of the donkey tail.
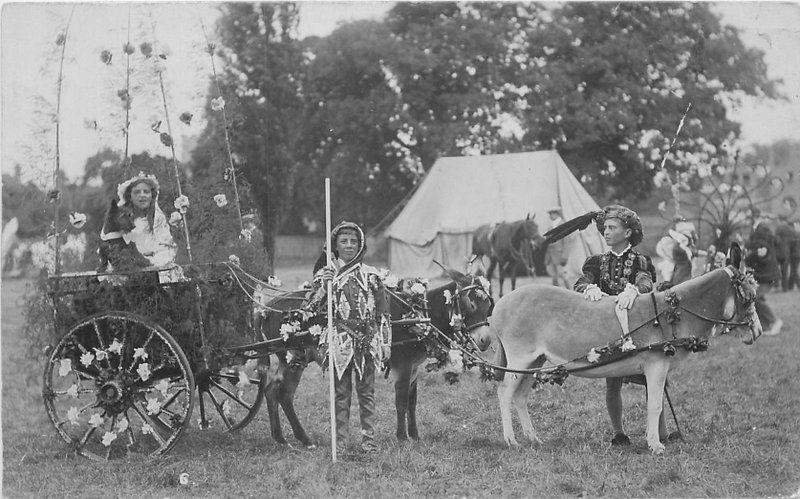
[491,338,507,381]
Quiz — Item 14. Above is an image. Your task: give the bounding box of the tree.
[191,2,304,272]
[518,2,779,200]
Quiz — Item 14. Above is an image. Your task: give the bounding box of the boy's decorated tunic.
[574,247,656,295]
[311,261,391,380]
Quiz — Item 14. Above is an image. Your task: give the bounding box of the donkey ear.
[727,242,742,269]
[446,268,471,287]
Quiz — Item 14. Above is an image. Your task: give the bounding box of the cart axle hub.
[98,381,124,404]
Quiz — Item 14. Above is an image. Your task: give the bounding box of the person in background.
[745,209,783,336]
[574,205,675,446]
[309,221,391,455]
[544,207,571,288]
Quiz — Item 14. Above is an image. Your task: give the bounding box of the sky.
[1,1,799,186]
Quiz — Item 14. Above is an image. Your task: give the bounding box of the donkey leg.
[392,367,410,441]
[497,264,505,298]
[279,368,315,449]
[512,374,542,445]
[644,363,669,454]
[498,375,522,447]
[407,373,420,440]
[264,381,288,445]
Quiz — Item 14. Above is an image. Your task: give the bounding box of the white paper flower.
[101,431,117,447]
[443,289,453,304]
[133,347,148,361]
[108,338,123,355]
[58,358,72,377]
[621,337,636,352]
[66,384,79,398]
[240,228,252,243]
[68,212,87,229]
[410,282,426,295]
[449,313,463,328]
[141,423,153,435]
[179,473,189,486]
[719,183,730,193]
[80,351,94,367]
[280,323,294,341]
[383,273,400,288]
[267,275,282,287]
[116,418,129,433]
[477,276,491,292]
[169,211,183,226]
[137,363,151,381]
[286,350,296,365]
[174,195,190,214]
[236,370,250,389]
[211,96,225,111]
[298,280,310,290]
[308,324,323,337]
[88,413,104,428]
[228,254,241,266]
[155,378,171,396]
[587,348,600,363]
[658,201,667,212]
[244,358,258,371]
[448,349,463,369]
[213,194,228,207]
[67,406,80,425]
[146,397,161,415]
[93,348,108,361]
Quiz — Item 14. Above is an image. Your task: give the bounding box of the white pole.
[325,178,337,462]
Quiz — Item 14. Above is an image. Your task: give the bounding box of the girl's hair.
[120,179,158,231]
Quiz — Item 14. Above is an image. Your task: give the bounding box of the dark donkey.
[257,268,494,446]
[388,269,494,440]
[256,289,322,449]
[472,215,545,297]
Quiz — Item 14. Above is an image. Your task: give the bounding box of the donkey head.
[438,267,493,352]
[725,242,762,344]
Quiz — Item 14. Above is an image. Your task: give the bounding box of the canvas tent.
[384,150,607,279]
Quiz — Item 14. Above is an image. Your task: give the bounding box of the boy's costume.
[308,221,391,453]
[550,205,670,445]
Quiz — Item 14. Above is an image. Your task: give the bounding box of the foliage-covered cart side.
[40,257,322,461]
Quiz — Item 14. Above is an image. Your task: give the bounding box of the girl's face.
[335,229,360,263]
[130,182,153,211]
[604,218,631,248]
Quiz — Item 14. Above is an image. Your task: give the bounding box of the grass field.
[3,268,800,497]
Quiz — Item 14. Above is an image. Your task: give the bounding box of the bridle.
[447,278,494,335]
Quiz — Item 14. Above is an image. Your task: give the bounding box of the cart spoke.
[204,388,234,429]
[209,378,253,411]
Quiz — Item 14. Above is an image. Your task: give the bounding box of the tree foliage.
[191,2,304,271]
[189,1,779,236]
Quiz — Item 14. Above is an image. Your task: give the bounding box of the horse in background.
[476,243,761,454]
[472,215,545,297]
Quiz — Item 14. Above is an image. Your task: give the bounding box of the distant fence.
[274,234,388,266]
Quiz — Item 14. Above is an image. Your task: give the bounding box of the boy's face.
[604,218,632,248]
[335,229,360,262]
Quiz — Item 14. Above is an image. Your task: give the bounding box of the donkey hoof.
[504,437,520,449]
[648,440,666,454]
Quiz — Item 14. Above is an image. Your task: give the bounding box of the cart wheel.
[43,312,194,461]
[195,355,266,432]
